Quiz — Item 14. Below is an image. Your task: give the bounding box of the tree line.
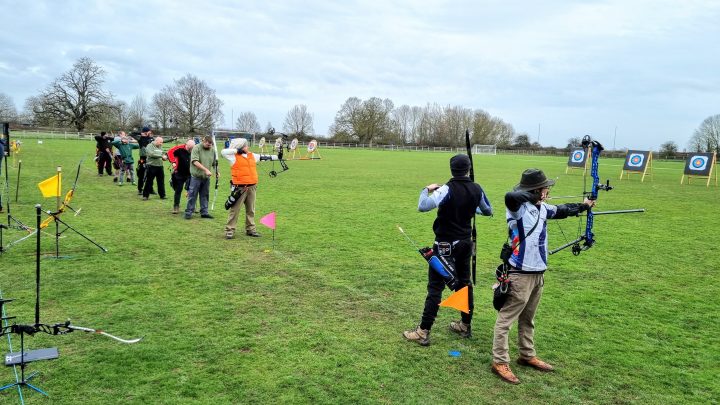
[0,57,717,153]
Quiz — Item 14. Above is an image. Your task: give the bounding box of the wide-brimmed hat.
[515,169,555,191]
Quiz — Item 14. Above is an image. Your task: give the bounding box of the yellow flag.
[38,173,62,198]
[440,286,470,314]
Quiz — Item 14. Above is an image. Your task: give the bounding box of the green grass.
[0,138,718,404]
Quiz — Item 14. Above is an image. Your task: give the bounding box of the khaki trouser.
[492,273,544,364]
[224,184,257,234]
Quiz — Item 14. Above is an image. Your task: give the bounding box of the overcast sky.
[2,0,719,150]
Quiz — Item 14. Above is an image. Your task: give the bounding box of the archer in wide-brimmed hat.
[514,168,555,191]
[492,167,594,385]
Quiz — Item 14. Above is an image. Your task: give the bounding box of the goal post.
[471,144,497,155]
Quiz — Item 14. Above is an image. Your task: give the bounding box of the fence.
[9,130,691,160]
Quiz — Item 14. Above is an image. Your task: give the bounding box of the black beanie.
[450,154,471,177]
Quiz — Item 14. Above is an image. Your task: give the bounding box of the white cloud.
[1,0,719,148]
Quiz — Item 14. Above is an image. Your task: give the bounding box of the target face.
[571,150,585,163]
[689,155,708,171]
[290,138,298,151]
[307,140,317,152]
[258,137,266,148]
[274,137,282,150]
[628,153,644,168]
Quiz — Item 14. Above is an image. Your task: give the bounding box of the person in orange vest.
[221,138,276,239]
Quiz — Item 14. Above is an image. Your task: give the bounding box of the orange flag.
[440,286,470,314]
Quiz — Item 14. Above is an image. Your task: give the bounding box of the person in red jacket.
[167,139,195,214]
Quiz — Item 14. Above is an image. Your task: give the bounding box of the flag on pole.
[259,211,276,229]
[439,286,470,314]
[38,173,62,198]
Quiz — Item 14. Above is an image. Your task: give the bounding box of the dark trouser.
[185,177,210,216]
[143,165,165,198]
[171,173,190,208]
[97,151,113,175]
[420,238,474,331]
[137,157,153,193]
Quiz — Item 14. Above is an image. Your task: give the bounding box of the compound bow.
[550,135,645,255]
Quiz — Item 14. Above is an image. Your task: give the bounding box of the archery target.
[683,153,714,176]
[622,150,650,171]
[307,140,317,152]
[690,156,708,171]
[258,137,266,148]
[629,154,644,167]
[290,138,298,151]
[567,148,587,168]
[274,137,282,151]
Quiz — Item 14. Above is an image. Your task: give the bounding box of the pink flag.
[259,211,276,230]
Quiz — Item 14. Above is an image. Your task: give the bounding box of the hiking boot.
[184,214,192,220]
[225,231,234,239]
[142,197,149,201]
[201,214,214,219]
[246,230,261,237]
[449,320,472,338]
[491,362,520,384]
[172,206,179,214]
[402,326,430,346]
[517,357,554,372]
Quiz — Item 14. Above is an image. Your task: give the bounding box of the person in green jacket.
[111,132,139,186]
[184,135,217,219]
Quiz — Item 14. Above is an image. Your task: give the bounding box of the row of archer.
[90,127,290,239]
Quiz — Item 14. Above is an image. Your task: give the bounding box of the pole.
[613,126,617,151]
[15,160,21,202]
[35,204,41,326]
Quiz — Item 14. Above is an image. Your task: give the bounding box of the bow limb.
[67,324,143,344]
[465,129,477,285]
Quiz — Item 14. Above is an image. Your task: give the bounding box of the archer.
[491,168,594,385]
[402,154,493,346]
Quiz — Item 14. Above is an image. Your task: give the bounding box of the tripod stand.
[0,325,48,397]
[41,206,107,258]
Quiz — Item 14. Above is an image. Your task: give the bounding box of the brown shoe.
[517,357,554,372]
[172,206,179,214]
[449,320,472,338]
[491,362,520,384]
[402,326,430,346]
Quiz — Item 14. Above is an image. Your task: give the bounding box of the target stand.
[620,150,653,182]
[257,137,267,154]
[681,152,717,187]
[565,146,589,175]
[302,139,321,160]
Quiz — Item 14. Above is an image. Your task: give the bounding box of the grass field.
[0,138,718,404]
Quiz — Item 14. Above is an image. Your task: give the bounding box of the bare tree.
[566,137,582,149]
[167,74,224,134]
[235,111,261,133]
[282,105,314,137]
[34,57,112,131]
[128,94,148,129]
[150,87,174,134]
[391,104,413,144]
[688,114,720,153]
[0,93,18,123]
